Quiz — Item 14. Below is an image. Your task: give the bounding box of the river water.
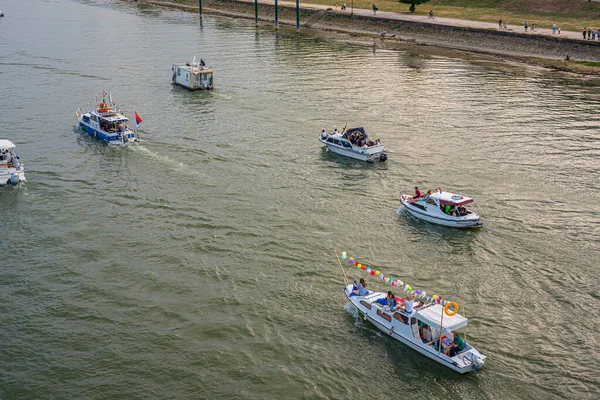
[0,0,599,398]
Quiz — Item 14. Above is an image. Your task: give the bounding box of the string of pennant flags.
[342,252,452,306]
[75,91,127,118]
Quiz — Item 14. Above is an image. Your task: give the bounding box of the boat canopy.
[0,139,16,149]
[432,192,473,206]
[345,127,366,136]
[414,304,468,331]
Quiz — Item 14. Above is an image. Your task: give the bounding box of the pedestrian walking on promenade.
[592,29,597,40]
[558,26,561,35]
[552,23,557,35]
[583,28,587,39]
[524,20,528,32]
[372,3,378,15]
[499,20,502,29]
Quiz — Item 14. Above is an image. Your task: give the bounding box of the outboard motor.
[379,153,388,162]
[0,11,4,17]
[10,172,19,185]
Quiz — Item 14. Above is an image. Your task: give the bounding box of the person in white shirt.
[333,128,339,135]
[321,129,327,140]
[404,295,414,313]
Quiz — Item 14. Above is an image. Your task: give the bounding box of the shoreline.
[123,0,600,77]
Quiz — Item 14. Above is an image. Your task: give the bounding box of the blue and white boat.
[76,96,138,145]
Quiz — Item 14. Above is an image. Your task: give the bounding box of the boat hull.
[344,285,484,374]
[78,120,137,145]
[320,139,386,163]
[399,196,483,228]
[0,167,25,186]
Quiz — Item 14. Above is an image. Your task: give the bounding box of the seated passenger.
[404,295,414,313]
[445,332,466,357]
[333,128,339,135]
[321,129,327,140]
[351,278,369,296]
[375,291,394,307]
[457,205,467,216]
[361,144,368,150]
[409,186,421,203]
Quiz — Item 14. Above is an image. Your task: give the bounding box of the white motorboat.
[319,127,387,162]
[399,189,483,228]
[344,284,486,374]
[0,140,26,186]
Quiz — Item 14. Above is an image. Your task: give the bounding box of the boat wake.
[344,301,360,318]
[396,206,406,215]
[130,145,196,173]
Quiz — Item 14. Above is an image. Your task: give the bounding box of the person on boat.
[445,332,466,357]
[409,187,421,203]
[333,128,339,135]
[351,278,369,297]
[361,144,368,151]
[200,59,206,67]
[404,294,414,313]
[321,129,328,140]
[375,291,395,309]
[457,205,467,216]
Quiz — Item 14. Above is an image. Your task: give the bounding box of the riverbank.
[123,0,600,76]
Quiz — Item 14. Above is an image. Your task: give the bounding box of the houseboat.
[76,99,138,145]
[399,189,483,228]
[319,127,387,162]
[0,140,26,186]
[172,58,214,90]
[345,284,485,374]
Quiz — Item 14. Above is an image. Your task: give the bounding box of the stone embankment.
[128,0,600,64]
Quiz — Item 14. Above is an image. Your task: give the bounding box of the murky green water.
[0,0,599,398]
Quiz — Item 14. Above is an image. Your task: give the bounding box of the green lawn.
[301,0,600,31]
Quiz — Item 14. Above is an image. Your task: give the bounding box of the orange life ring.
[444,301,459,316]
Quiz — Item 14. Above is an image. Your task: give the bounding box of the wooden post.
[296,0,300,31]
[198,0,202,16]
[437,307,444,354]
[351,0,354,16]
[274,0,279,28]
[254,0,258,24]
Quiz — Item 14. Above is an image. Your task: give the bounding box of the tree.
[398,0,430,13]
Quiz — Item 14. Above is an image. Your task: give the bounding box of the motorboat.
[319,127,387,162]
[0,140,26,186]
[76,94,138,145]
[344,284,486,374]
[399,189,483,228]
[172,57,214,90]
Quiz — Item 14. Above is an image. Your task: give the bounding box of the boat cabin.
[427,192,474,216]
[172,61,214,90]
[83,104,129,134]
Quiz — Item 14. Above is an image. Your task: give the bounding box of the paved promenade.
[237,0,586,40]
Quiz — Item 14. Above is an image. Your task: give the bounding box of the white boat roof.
[414,304,468,331]
[91,111,127,122]
[0,139,16,149]
[430,191,473,205]
[174,64,213,74]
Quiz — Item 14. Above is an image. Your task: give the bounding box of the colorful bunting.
[344,252,455,304]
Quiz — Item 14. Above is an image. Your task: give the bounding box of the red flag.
[135,111,142,127]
